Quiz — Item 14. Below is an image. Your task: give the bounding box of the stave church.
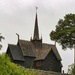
[6,11,62,72]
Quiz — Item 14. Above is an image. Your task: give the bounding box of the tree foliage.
[0,53,35,75]
[50,13,75,49]
[0,33,4,50]
[68,64,75,75]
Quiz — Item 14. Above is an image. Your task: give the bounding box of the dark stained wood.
[6,12,62,72]
[33,50,62,72]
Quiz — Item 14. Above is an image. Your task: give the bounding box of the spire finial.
[35,6,38,11]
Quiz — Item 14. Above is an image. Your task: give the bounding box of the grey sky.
[0,0,75,73]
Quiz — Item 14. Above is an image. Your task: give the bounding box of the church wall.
[6,47,25,67]
[42,50,62,72]
[6,48,13,61]
[24,56,35,68]
[33,60,43,70]
[13,60,24,67]
[33,50,62,72]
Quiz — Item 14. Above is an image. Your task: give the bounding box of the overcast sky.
[0,0,75,73]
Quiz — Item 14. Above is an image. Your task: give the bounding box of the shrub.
[0,53,35,75]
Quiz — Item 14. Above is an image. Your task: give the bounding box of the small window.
[36,61,41,67]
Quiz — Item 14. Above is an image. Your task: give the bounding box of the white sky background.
[0,0,75,73]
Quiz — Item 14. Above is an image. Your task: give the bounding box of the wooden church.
[6,12,62,72]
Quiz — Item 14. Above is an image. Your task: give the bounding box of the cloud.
[0,0,75,15]
[0,0,36,14]
[36,0,75,13]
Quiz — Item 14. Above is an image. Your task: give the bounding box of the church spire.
[31,7,42,49]
[33,7,39,40]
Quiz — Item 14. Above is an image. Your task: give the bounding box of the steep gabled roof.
[18,40,36,57]
[34,48,51,61]
[34,43,62,61]
[7,39,62,62]
[8,44,25,61]
[18,40,62,61]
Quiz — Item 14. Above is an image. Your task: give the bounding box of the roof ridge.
[8,44,16,46]
[19,39,30,42]
[43,43,55,46]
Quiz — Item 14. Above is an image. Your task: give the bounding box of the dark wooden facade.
[6,12,62,72]
[24,56,35,68]
[33,50,62,72]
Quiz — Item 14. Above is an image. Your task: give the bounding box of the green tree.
[68,64,75,75]
[0,33,4,49]
[0,53,35,75]
[50,13,75,72]
[50,13,75,49]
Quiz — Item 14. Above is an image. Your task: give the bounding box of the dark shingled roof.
[7,39,62,61]
[8,44,25,61]
[18,39,61,61]
[18,40,36,57]
[34,43,62,61]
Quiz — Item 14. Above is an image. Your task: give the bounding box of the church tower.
[31,9,42,49]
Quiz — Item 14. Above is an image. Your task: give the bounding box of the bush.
[0,53,35,75]
[68,64,75,75]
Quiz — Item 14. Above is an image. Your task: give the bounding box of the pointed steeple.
[31,7,42,49]
[33,8,39,40]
